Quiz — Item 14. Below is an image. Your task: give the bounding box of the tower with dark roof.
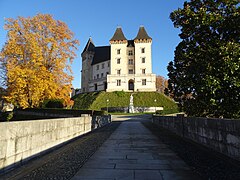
[109,27,127,43]
[81,26,156,93]
[133,26,153,80]
[134,26,152,42]
[81,37,95,93]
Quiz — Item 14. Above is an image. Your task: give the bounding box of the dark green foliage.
[168,0,240,118]
[0,87,5,98]
[73,91,179,113]
[17,108,95,117]
[156,109,179,115]
[94,110,108,116]
[42,99,64,109]
[0,111,13,121]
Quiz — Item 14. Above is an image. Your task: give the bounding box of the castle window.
[117,80,121,86]
[102,63,104,69]
[142,79,146,85]
[142,57,145,63]
[129,69,134,74]
[108,62,110,67]
[94,84,97,91]
[142,69,146,74]
[141,48,145,53]
[117,49,121,54]
[128,50,133,56]
[117,58,121,64]
[97,74,99,79]
[128,59,133,65]
[101,73,104,78]
[97,65,99,70]
[117,69,121,75]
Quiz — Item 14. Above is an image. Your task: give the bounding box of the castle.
[81,26,156,92]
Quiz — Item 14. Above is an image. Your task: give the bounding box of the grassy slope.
[73,91,178,113]
[72,92,101,110]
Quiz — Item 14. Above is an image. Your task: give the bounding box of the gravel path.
[0,122,120,180]
[142,121,240,180]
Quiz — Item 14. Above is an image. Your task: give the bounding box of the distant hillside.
[72,91,179,114]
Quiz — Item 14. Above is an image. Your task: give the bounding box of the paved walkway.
[72,117,200,180]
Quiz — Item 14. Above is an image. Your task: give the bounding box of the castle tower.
[132,26,156,92]
[109,27,128,75]
[134,26,152,75]
[81,37,95,93]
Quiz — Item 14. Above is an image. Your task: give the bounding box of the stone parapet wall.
[152,115,240,161]
[15,109,98,118]
[102,107,163,113]
[0,115,111,172]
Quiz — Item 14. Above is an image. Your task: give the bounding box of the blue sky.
[0,0,186,88]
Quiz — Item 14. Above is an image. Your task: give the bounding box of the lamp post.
[154,99,157,114]
[106,99,109,114]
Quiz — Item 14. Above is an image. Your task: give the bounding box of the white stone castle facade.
[81,26,156,92]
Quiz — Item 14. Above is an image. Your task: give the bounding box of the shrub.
[42,99,64,109]
[1,111,14,121]
[156,110,163,115]
[94,110,107,116]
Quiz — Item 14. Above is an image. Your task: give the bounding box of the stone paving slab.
[72,119,200,180]
[72,169,134,180]
[116,163,171,170]
[160,170,201,180]
[135,170,163,180]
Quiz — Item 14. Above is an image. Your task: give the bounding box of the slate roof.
[109,27,127,41]
[134,26,152,40]
[127,40,135,47]
[92,46,110,65]
[82,37,95,55]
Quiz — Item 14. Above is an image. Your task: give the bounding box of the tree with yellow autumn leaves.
[0,14,79,108]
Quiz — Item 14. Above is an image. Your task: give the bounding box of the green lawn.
[72,91,179,114]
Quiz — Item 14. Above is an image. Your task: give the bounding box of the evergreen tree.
[168,0,240,118]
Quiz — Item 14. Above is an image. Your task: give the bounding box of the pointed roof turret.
[134,26,152,41]
[110,27,127,43]
[82,37,95,55]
